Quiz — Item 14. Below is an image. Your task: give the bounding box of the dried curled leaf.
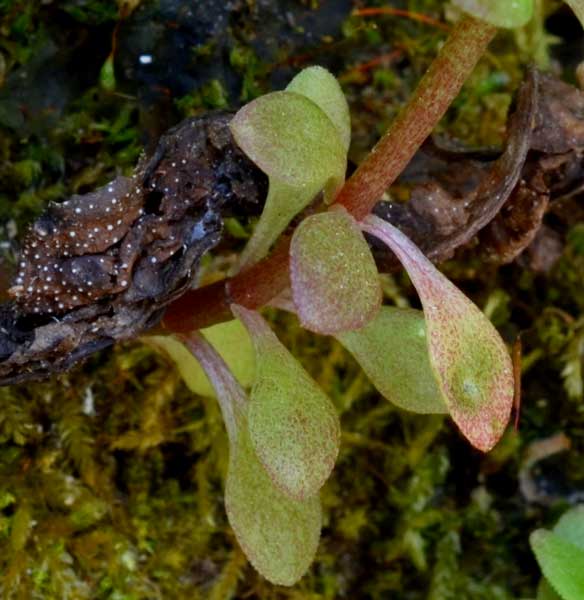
[232,304,340,500]
[479,167,549,263]
[0,112,267,385]
[290,207,381,335]
[182,332,321,586]
[337,307,447,414]
[372,68,538,269]
[362,215,514,452]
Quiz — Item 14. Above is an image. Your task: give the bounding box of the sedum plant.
[149,0,574,587]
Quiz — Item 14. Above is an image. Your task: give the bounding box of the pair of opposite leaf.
[231,66,514,453]
[176,307,339,587]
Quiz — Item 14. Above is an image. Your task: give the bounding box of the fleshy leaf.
[230,86,347,270]
[361,215,513,452]
[147,319,255,398]
[226,424,322,586]
[553,505,584,551]
[232,304,340,500]
[337,307,447,414]
[530,530,584,600]
[452,0,533,28]
[230,89,345,193]
[290,207,381,334]
[286,66,351,152]
[182,332,321,586]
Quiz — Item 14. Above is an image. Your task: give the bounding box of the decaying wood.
[2,70,584,385]
[0,113,266,384]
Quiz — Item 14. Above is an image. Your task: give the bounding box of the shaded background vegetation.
[0,0,583,597]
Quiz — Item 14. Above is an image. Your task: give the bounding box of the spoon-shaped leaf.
[337,307,447,414]
[226,424,322,586]
[230,91,345,192]
[286,66,351,152]
[182,332,321,586]
[361,215,513,452]
[234,179,318,273]
[290,207,381,334]
[230,85,346,270]
[232,304,340,500]
[452,0,533,28]
[147,319,255,398]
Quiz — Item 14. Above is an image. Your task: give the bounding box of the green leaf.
[337,307,447,414]
[183,332,321,586]
[230,91,345,194]
[290,207,381,334]
[530,530,584,600]
[553,505,584,551]
[232,304,340,500]
[361,215,513,451]
[452,0,534,28]
[225,423,322,586]
[147,319,255,398]
[286,66,351,152]
[230,71,348,270]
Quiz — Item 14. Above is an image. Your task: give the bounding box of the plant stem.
[162,15,497,333]
[336,15,496,219]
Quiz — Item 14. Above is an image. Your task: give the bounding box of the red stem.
[353,7,450,31]
[162,16,496,334]
[336,15,496,219]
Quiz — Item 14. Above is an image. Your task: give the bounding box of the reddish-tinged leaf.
[361,215,513,451]
[182,332,322,586]
[147,319,255,399]
[290,207,381,334]
[232,304,340,499]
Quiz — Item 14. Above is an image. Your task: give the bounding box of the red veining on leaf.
[361,214,513,451]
